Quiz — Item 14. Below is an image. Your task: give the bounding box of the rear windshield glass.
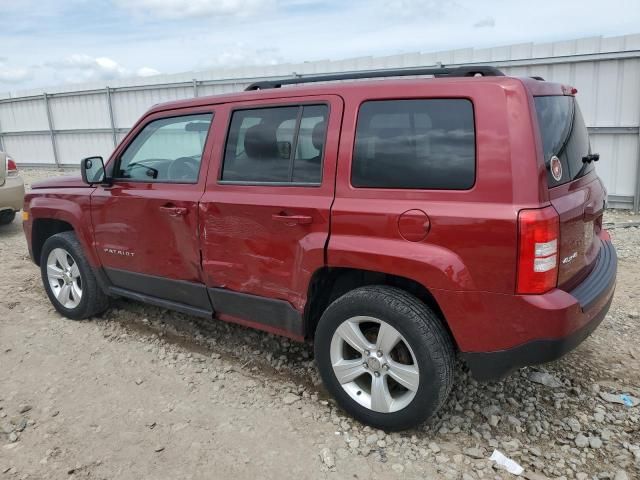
[534,96,592,187]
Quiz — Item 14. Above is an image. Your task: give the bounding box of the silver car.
[0,151,25,225]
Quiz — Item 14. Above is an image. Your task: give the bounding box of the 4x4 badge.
[550,156,563,181]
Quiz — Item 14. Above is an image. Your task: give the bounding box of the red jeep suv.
[23,66,616,430]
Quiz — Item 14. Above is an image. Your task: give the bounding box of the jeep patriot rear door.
[199,95,343,339]
[91,106,216,313]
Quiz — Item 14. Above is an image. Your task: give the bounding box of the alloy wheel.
[329,316,420,413]
[46,247,83,309]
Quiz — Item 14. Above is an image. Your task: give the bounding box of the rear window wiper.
[574,153,600,179]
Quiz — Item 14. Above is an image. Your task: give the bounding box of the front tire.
[314,286,454,430]
[40,231,109,320]
[0,210,16,225]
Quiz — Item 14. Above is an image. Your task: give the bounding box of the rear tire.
[40,231,109,320]
[314,285,454,431]
[0,210,15,225]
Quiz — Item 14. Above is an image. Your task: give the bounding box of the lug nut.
[362,362,368,369]
[374,371,380,377]
[383,363,389,371]
[376,350,382,357]
[364,350,370,356]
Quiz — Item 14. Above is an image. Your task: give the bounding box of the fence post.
[635,127,640,213]
[105,87,117,148]
[0,117,4,153]
[192,78,198,97]
[43,93,60,168]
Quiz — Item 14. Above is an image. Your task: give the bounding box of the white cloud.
[375,0,451,17]
[116,0,274,19]
[199,43,283,69]
[136,66,161,77]
[0,67,32,83]
[473,17,495,28]
[0,58,32,83]
[47,54,160,83]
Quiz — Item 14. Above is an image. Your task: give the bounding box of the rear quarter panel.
[328,78,545,344]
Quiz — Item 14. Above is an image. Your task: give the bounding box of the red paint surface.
[397,209,430,242]
[199,96,343,311]
[23,76,612,354]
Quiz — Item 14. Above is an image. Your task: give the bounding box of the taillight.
[6,158,18,176]
[516,206,560,294]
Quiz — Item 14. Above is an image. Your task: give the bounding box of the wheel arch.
[28,194,98,267]
[304,267,458,350]
[31,218,75,266]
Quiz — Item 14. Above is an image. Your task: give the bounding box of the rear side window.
[534,96,592,187]
[221,105,328,184]
[352,99,475,189]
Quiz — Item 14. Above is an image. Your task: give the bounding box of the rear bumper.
[460,238,617,381]
[0,176,25,212]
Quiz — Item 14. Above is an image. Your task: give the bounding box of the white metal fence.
[1,34,639,211]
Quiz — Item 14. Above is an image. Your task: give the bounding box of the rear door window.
[221,105,328,184]
[534,96,592,187]
[352,99,475,189]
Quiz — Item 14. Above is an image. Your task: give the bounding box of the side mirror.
[80,156,106,184]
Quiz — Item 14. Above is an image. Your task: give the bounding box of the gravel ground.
[0,168,638,480]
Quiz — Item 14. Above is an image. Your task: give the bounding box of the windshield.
[534,96,592,187]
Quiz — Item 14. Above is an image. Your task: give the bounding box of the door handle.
[160,205,188,217]
[271,213,313,225]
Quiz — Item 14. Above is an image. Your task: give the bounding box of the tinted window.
[117,114,212,183]
[352,99,475,189]
[534,96,592,187]
[222,105,327,184]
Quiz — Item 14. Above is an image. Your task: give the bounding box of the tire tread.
[315,285,455,430]
[41,231,109,320]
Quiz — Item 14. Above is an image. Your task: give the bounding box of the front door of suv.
[91,107,216,312]
[199,96,343,338]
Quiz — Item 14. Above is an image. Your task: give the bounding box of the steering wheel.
[168,156,200,181]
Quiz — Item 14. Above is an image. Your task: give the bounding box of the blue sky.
[1,0,639,91]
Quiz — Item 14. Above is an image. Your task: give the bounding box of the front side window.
[221,105,328,184]
[352,99,475,189]
[117,113,213,183]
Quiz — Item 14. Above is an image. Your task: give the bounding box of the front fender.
[26,189,98,266]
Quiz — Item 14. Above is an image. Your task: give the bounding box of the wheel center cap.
[367,356,381,371]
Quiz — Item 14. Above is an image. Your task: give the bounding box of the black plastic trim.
[246,66,504,90]
[208,288,304,337]
[569,240,617,311]
[463,295,613,381]
[104,268,213,311]
[108,286,213,319]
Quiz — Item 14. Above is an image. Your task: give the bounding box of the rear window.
[534,96,592,187]
[221,105,327,184]
[352,99,475,189]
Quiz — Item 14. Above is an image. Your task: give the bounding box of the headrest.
[244,123,279,159]
[312,122,326,151]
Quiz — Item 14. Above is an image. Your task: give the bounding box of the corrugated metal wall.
[1,34,639,210]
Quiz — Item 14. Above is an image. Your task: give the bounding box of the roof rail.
[245,65,505,90]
